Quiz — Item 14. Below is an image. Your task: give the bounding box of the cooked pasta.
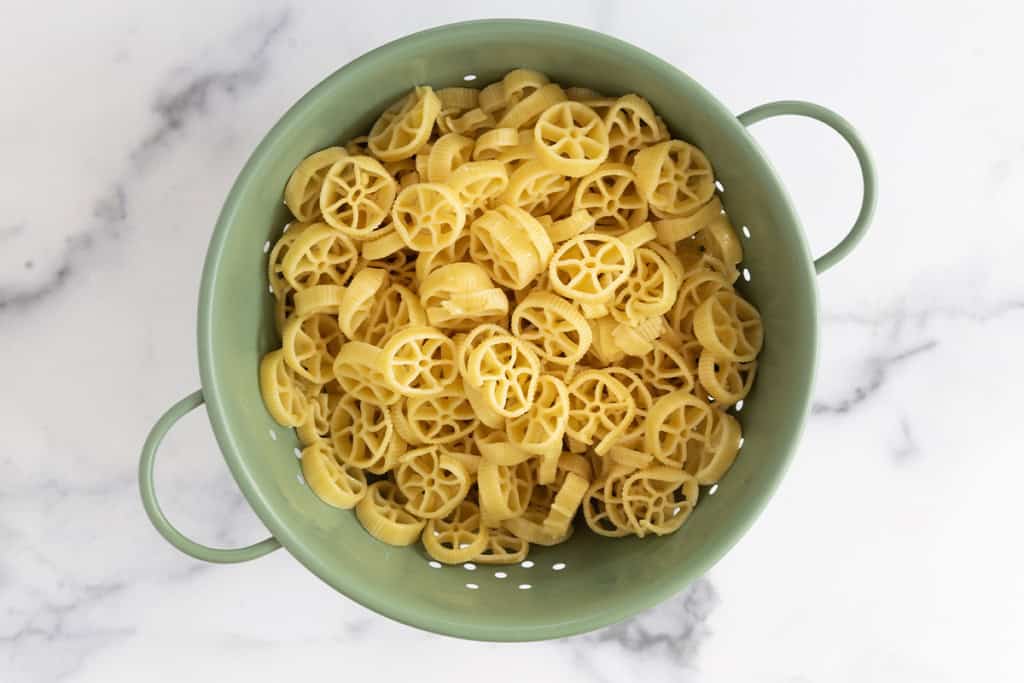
[260,71,765,561]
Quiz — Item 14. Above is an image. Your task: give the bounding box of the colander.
[139,19,875,641]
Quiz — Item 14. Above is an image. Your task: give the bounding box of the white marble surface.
[2,1,1022,680]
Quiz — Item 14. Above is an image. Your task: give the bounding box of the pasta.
[260,72,765,560]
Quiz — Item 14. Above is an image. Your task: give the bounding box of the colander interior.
[198,20,817,641]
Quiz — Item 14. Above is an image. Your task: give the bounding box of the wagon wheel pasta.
[284,147,349,222]
[368,86,441,161]
[281,223,359,291]
[300,440,368,509]
[573,163,649,235]
[319,155,397,237]
[422,500,489,564]
[260,70,765,560]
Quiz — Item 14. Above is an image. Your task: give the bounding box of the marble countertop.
[2,2,1022,681]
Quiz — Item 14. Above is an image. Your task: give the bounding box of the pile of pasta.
[259,69,763,565]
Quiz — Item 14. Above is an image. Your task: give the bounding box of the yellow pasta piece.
[267,222,311,295]
[498,82,567,129]
[259,349,310,427]
[633,140,715,217]
[293,284,346,317]
[653,196,723,245]
[469,205,551,290]
[319,155,397,238]
[465,333,541,418]
[336,267,388,338]
[587,315,626,365]
[361,283,427,346]
[542,471,588,535]
[505,374,569,464]
[356,481,425,546]
[419,262,505,330]
[331,393,402,473]
[395,446,471,519]
[426,133,474,182]
[391,182,466,252]
[296,389,340,446]
[378,325,458,397]
[626,338,695,395]
[548,233,634,305]
[281,313,344,384]
[494,129,540,170]
[503,507,575,546]
[603,94,667,162]
[280,223,359,291]
[437,86,480,111]
[602,367,653,449]
[422,500,489,564]
[455,323,509,379]
[472,127,520,160]
[572,163,649,236]
[477,437,534,466]
[501,160,575,217]
[301,439,367,509]
[621,466,699,537]
[607,445,654,471]
[284,147,348,222]
[645,389,713,469]
[546,209,596,243]
[361,230,406,261]
[415,230,472,283]
[582,466,633,537]
[440,108,495,137]
[566,369,636,455]
[698,351,757,408]
[618,222,657,251]
[668,269,729,337]
[445,160,509,220]
[473,524,529,565]
[696,213,743,274]
[689,409,742,484]
[692,290,763,362]
[478,459,535,522]
[332,341,401,406]
[463,372,507,430]
[532,101,609,177]
[612,316,666,357]
[368,86,441,161]
[510,291,592,366]
[402,379,479,445]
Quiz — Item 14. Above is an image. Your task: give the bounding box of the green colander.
[139,19,875,641]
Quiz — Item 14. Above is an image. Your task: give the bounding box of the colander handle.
[738,100,876,275]
[139,390,282,563]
